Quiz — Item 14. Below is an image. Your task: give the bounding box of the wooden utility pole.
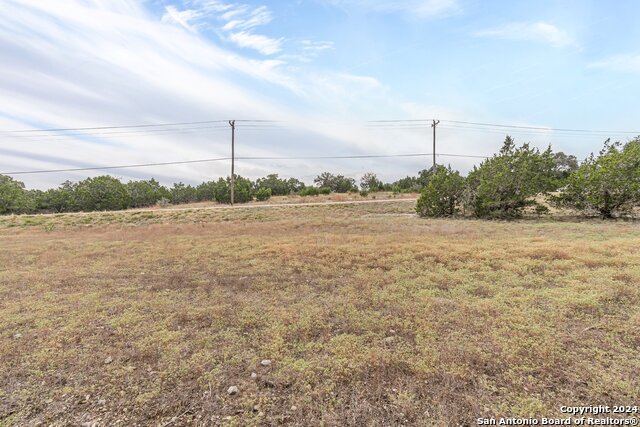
[431,119,440,171]
[229,120,235,205]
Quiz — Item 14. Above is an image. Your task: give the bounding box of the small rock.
[389,329,396,335]
[98,399,106,405]
[260,359,272,367]
[223,416,233,421]
[227,386,238,395]
[81,422,98,427]
[384,336,396,344]
[13,333,22,339]
[104,356,113,365]
[290,405,297,411]
[253,405,260,412]
[258,412,265,417]
[250,372,257,379]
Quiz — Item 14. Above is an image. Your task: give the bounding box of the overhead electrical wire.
[2,116,637,177]
[0,126,232,142]
[1,153,489,175]
[3,117,639,135]
[438,119,640,135]
[2,119,281,133]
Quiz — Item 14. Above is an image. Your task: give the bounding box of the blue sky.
[1,0,639,188]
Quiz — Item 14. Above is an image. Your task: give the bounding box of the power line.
[439,119,640,135]
[1,152,489,175]
[3,119,280,134]
[367,119,433,123]
[0,125,232,142]
[0,124,289,142]
[2,157,231,175]
[437,125,619,138]
[4,118,639,136]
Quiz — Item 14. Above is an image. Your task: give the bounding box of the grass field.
[1,199,639,426]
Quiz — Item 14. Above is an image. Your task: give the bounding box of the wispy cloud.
[161,6,203,33]
[227,31,284,55]
[325,0,461,19]
[0,0,455,188]
[589,53,640,72]
[475,21,578,48]
[162,1,285,55]
[220,5,273,31]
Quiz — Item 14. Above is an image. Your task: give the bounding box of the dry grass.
[0,200,639,426]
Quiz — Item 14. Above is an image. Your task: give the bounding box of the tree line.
[1,135,637,218]
[0,167,428,215]
[416,136,640,219]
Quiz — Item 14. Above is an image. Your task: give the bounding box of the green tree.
[170,182,197,204]
[416,165,465,217]
[553,151,579,180]
[465,136,556,219]
[196,181,218,202]
[36,181,78,212]
[75,176,131,211]
[314,172,335,188]
[255,187,272,201]
[214,175,253,204]
[286,177,306,193]
[313,172,356,193]
[417,168,435,188]
[551,139,640,218]
[393,176,419,192]
[360,172,384,192]
[127,179,169,208]
[255,174,290,196]
[0,175,34,214]
[331,175,357,193]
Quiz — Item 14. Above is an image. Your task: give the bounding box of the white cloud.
[325,0,461,19]
[475,21,578,48]
[0,0,488,190]
[221,6,273,31]
[227,31,284,55]
[161,6,202,32]
[301,40,334,53]
[589,54,640,72]
[162,1,283,55]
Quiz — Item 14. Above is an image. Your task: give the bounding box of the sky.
[1,0,639,189]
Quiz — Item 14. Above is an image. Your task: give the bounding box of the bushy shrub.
[127,179,170,208]
[319,187,331,195]
[255,174,297,196]
[551,139,640,218]
[314,172,357,193]
[360,172,384,192]
[255,187,272,201]
[214,175,253,204]
[170,182,197,204]
[416,165,465,217]
[359,190,369,197]
[195,181,218,201]
[0,175,34,214]
[465,136,556,219]
[75,176,131,211]
[300,186,320,196]
[286,178,306,193]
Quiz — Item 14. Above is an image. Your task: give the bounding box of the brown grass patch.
[1,202,639,425]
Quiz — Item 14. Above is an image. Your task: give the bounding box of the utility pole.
[229,120,235,205]
[431,119,440,171]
